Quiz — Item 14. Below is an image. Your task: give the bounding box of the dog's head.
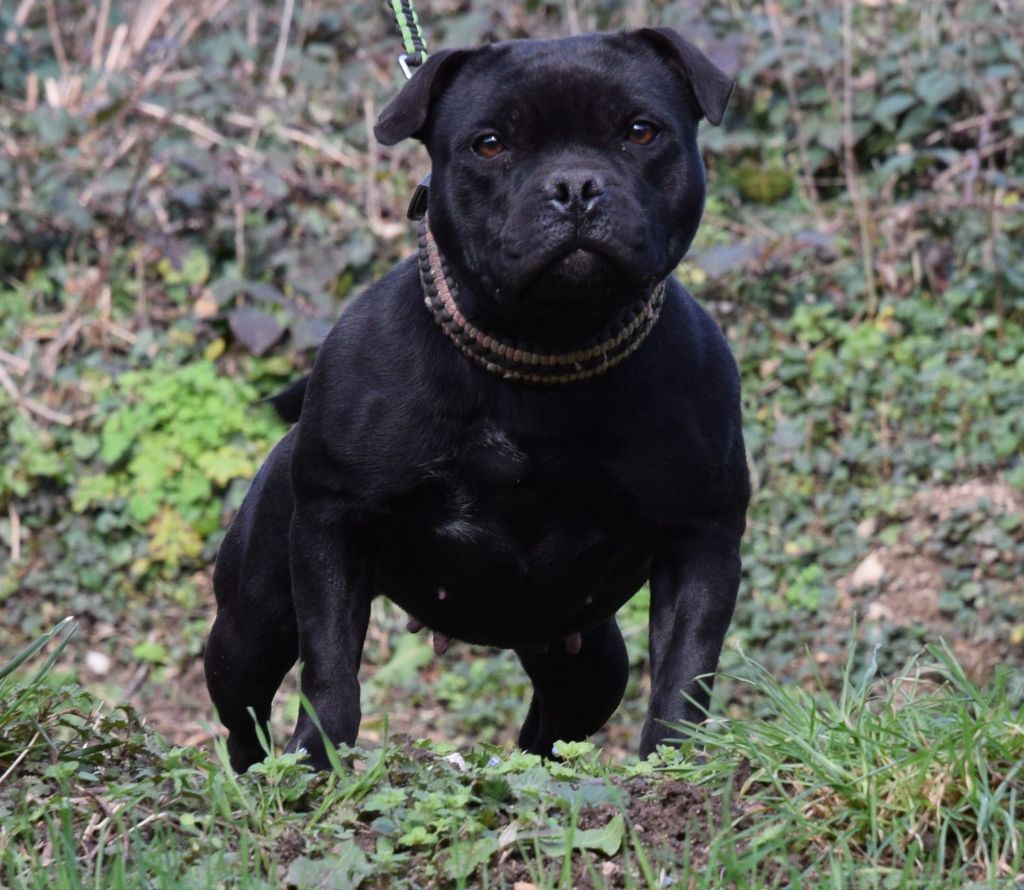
[376,30,732,330]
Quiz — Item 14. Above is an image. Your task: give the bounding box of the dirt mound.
[493,767,754,889]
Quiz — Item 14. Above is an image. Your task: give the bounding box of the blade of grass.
[0,615,76,684]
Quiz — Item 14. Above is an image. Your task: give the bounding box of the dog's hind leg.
[204,438,298,772]
[205,578,297,771]
[515,617,629,756]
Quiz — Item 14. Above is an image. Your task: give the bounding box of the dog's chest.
[374,423,652,646]
[431,426,532,538]
[424,424,629,545]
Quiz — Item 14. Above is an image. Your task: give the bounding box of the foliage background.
[0,0,1022,884]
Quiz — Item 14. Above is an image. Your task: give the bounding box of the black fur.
[265,377,307,424]
[205,30,749,772]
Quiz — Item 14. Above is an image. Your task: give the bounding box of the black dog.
[205,29,750,772]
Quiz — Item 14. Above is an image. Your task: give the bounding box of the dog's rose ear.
[374,49,472,145]
[635,28,734,126]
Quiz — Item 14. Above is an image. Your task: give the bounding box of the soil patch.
[827,477,1024,680]
[491,764,756,889]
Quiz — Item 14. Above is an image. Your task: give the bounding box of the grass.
[1,621,1020,888]
[666,644,1024,886]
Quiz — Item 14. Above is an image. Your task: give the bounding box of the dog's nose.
[544,170,606,214]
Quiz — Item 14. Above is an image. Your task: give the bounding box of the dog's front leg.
[284,501,372,770]
[639,524,742,757]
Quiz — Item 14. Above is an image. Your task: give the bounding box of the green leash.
[384,0,432,218]
[386,0,428,78]
[384,0,432,217]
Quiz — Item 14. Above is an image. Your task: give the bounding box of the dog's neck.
[417,221,665,386]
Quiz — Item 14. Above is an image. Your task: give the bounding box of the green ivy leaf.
[132,641,168,664]
[285,846,372,889]
[915,71,962,107]
[871,92,918,130]
[534,813,625,857]
[443,837,499,881]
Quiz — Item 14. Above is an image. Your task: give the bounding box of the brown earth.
[826,477,1024,682]
[489,767,758,889]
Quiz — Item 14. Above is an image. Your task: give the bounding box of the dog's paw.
[284,733,336,772]
[227,736,268,773]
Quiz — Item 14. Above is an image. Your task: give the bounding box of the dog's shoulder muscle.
[288,257,471,510]
[601,280,749,530]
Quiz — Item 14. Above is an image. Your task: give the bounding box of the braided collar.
[417,221,665,385]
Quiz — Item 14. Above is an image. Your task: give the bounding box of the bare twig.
[0,363,32,424]
[841,0,878,316]
[123,664,150,700]
[1,135,21,160]
[14,0,39,26]
[91,0,112,71]
[244,0,296,162]
[103,22,129,73]
[979,104,1006,339]
[266,0,296,96]
[877,196,1024,217]
[42,315,85,377]
[43,73,83,110]
[765,0,824,228]
[273,125,361,169]
[705,212,788,243]
[565,0,581,36]
[134,0,231,96]
[85,22,130,109]
[120,125,160,223]
[224,112,360,168]
[932,137,1018,191]
[99,321,138,347]
[43,0,70,79]
[22,400,80,426]
[25,72,39,110]
[134,101,262,164]
[990,186,1005,339]
[0,362,88,427]
[135,250,147,320]
[128,813,165,834]
[82,787,116,821]
[78,131,141,205]
[129,0,175,54]
[145,186,171,233]
[0,350,30,375]
[246,6,260,51]
[242,5,259,78]
[0,733,39,788]
[7,503,21,563]
[229,175,247,277]
[364,95,380,225]
[99,284,112,351]
[801,0,840,111]
[363,95,406,240]
[924,110,1013,145]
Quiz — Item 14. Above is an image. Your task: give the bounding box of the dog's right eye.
[627,121,659,146]
[472,133,506,159]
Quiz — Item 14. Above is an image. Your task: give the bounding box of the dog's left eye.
[473,133,506,159]
[627,121,659,146]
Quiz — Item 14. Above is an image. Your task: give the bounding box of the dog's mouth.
[550,246,611,281]
[507,240,638,308]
